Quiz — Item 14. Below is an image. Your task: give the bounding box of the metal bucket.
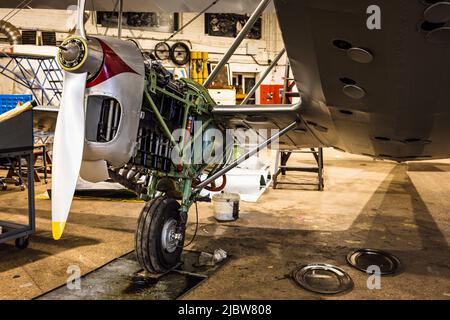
[212,193,240,222]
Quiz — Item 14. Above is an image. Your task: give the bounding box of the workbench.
[0,109,35,249]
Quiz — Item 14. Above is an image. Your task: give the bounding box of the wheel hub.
[161,218,179,253]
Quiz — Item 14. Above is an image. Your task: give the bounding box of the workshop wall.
[0,8,288,101]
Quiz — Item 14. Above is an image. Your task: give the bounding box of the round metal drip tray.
[346,249,401,275]
[292,264,354,295]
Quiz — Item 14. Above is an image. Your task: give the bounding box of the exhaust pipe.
[0,20,22,45]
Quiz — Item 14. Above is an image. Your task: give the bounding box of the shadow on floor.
[0,231,100,273]
[0,206,139,234]
[407,162,450,172]
[188,164,449,280]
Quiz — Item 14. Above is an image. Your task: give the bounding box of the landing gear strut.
[135,197,185,273]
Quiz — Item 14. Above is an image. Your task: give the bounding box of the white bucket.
[212,193,240,222]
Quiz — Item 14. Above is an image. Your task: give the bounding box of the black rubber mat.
[35,250,229,300]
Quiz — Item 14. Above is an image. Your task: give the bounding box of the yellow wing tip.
[52,222,66,240]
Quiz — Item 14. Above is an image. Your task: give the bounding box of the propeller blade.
[76,0,87,39]
[51,72,87,240]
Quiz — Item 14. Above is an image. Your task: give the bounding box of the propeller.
[52,0,89,240]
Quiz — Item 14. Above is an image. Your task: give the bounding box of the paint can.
[212,193,240,222]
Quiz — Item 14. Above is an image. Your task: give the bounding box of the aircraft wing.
[273,0,450,161]
[213,103,324,149]
[0,0,274,13]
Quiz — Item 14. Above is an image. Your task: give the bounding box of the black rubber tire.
[154,42,170,60]
[15,236,29,249]
[135,197,184,274]
[169,42,191,66]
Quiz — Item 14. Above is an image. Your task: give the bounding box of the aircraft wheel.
[135,196,184,274]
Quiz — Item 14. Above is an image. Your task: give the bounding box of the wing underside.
[274,0,450,161]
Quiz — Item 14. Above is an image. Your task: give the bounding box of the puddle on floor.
[36,250,228,300]
[120,273,204,299]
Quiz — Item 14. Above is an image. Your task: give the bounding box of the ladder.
[281,62,300,104]
[272,62,325,191]
[273,148,324,191]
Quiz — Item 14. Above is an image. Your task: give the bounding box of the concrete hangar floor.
[0,149,449,300]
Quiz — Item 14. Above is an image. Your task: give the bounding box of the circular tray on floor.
[346,248,401,275]
[292,263,354,295]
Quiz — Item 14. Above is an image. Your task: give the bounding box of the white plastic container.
[212,193,240,222]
